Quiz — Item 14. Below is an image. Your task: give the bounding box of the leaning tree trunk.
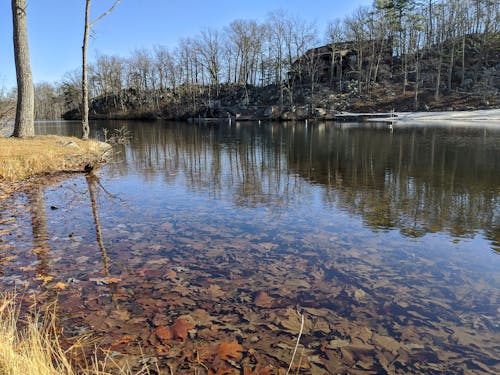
[11,0,34,138]
[81,0,91,139]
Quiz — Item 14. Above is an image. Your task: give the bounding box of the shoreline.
[6,108,500,133]
[162,108,500,125]
[0,135,111,184]
[368,108,500,125]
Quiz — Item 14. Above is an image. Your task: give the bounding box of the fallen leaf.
[110,335,134,347]
[217,340,243,361]
[53,282,68,290]
[208,366,235,375]
[207,284,226,299]
[110,309,131,321]
[35,275,54,284]
[156,326,173,341]
[353,288,367,301]
[159,221,174,231]
[19,265,37,272]
[254,291,274,308]
[327,338,350,348]
[244,365,272,375]
[278,308,311,334]
[102,277,122,284]
[170,317,194,340]
[156,317,194,342]
[90,277,122,285]
[373,334,400,354]
[165,269,177,280]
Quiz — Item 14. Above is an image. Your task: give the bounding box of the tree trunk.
[414,50,420,111]
[330,49,335,85]
[461,34,465,87]
[427,0,433,48]
[339,54,343,91]
[81,0,121,139]
[403,52,408,95]
[82,0,91,139]
[435,53,442,101]
[447,42,455,91]
[11,0,34,138]
[357,48,363,94]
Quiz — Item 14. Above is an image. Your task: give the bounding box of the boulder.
[264,105,281,118]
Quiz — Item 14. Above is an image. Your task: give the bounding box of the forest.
[1,0,499,122]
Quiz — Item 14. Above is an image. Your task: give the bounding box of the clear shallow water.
[1,120,499,374]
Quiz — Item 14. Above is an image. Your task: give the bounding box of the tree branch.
[89,0,122,28]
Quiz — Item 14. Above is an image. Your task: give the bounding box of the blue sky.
[0,0,371,90]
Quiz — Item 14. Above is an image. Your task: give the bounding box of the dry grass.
[0,294,156,375]
[0,135,111,181]
[0,294,78,375]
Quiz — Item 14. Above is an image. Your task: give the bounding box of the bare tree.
[326,18,347,89]
[127,49,154,92]
[82,0,122,139]
[284,15,317,104]
[61,69,82,115]
[226,20,264,85]
[92,53,124,97]
[345,7,370,94]
[0,84,16,134]
[194,29,223,98]
[11,0,34,138]
[27,0,499,120]
[266,10,288,106]
[34,82,65,120]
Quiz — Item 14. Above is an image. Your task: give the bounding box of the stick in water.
[286,310,305,375]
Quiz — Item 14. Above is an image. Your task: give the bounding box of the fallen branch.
[286,310,304,375]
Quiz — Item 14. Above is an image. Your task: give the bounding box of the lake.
[1,120,499,374]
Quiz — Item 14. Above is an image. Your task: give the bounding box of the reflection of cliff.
[93,120,498,241]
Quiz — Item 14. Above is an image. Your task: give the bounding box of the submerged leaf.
[155,326,173,341]
[53,281,68,290]
[217,340,243,361]
[243,365,272,375]
[254,291,274,308]
[156,317,194,342]
[170,317,194,340]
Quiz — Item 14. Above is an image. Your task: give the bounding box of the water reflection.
[40,120,497,248]
[286,125,499,240]
[86,173,110,276]
[28,187,52,280]
[20,120,500,373]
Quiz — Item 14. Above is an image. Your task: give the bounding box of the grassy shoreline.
[0,294,151,375]
[0,135,111,183]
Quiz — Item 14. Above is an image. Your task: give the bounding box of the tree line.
[4,0,499,127]
[60,1,500,119]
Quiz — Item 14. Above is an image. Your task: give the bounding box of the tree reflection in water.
[27,187,55,301]
[99,121,498,245]
[19,120,497,373]
[85,172,121,308]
